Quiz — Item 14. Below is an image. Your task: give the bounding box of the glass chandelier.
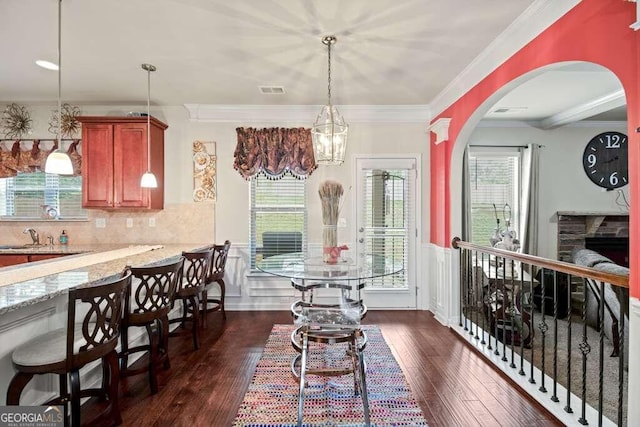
[140,63,158,188]
[311,35,348,166]
[45,0,74,175]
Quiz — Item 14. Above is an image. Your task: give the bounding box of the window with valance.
[234,127,315,270]
[0,139,85,219]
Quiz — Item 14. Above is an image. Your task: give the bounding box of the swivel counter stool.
[6,273,132,427]
[201,240,231,326]
[169,249,213,350]
[119,257,184,395]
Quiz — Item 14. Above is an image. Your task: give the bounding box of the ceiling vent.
[493,107,528,113]
[259,86,285,95]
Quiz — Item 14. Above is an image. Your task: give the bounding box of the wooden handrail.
[451,237,628,288]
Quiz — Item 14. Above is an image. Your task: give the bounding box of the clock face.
[582,131,628,190]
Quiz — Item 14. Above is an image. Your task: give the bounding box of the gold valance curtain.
[233,127,316,180]
[0,139,82,178]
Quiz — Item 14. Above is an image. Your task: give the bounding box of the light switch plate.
[148,217,156,227]
[126,218,133,228]
[96,218,106,228]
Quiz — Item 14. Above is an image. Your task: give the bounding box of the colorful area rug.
[233,324,428,427]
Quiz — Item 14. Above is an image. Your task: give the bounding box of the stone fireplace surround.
[556,211,629,263]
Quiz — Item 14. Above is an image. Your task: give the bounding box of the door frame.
[351,154,422,309]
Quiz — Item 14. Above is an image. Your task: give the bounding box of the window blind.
[468,150,520,246]
[250,174,307,269]
[361,169,414,289]
[0,172,86,219]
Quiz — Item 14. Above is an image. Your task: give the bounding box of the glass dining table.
[256,251,402,426]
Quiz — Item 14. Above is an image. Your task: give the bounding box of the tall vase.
[318,180,344,264]
[322,224,339,263]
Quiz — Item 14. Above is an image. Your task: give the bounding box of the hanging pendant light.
[140,63,158,188]
[311,35,348,166]
[45,0,74,175]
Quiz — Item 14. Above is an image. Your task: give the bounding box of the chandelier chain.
[327,41,332,105]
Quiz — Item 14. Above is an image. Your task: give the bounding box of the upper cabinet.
[78,116,168,210]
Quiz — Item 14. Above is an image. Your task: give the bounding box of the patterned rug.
[232,324,428,427]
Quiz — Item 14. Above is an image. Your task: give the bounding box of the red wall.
[430,0,640,296]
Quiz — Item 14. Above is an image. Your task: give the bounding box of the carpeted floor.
[232,324,428,427]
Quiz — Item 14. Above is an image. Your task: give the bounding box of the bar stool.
[201,240,231,326]
[119,257,184,395]
[168,249,213,350]
[6,272,132,427]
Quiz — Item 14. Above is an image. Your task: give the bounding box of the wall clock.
[582,131,628,190]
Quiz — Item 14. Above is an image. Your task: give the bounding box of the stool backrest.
[67,272,132,369]
[124,257,185,324]
[179,248,214,295]
[209,240,231,282]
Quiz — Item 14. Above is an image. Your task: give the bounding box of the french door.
[354,156,418,309]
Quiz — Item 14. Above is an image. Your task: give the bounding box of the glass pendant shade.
[312,105,348,165]
[140,170,158,188]
[44,0,74,175]
[45,149,74,174]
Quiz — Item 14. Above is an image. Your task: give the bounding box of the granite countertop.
[0,243,207,316]
[0,244,101,254]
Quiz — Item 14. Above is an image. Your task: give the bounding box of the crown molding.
[539,89,626,129]
[429,0,581,118]
[477,119,627,129]
[183,104,430,124]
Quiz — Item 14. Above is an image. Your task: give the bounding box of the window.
[468,148,521,246]
[0,172,86,220]
[250,174,307,270]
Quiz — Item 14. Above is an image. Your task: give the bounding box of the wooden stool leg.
[218,279,226,319]
[6,372,33,405]
[145,323,159,395]
[70,369,81,427]
[191,296,200,350]
[105,350,122,425]
[119,326,129,372]
[201,290,208,328]
[160,315,171,370]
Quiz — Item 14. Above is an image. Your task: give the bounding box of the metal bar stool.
[169,249,213,350]
[201,240,231,325]
[6,272,131,427]
[119,257,184,395]
[290,278,370,427]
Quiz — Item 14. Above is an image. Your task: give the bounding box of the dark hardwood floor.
[91,310,561,426]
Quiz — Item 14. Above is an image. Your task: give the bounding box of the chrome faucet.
[23,228,40,246]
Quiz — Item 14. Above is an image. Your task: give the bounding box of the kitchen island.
[0,242,207,405]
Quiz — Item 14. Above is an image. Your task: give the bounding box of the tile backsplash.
[0,202,215,246]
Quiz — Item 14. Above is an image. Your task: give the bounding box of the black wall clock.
[582,131,628,190]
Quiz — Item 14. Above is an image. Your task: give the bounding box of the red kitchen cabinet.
[78,116,167,210]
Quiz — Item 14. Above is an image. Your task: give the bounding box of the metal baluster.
[565,274,573,414]
[494,257,500,356]
[463,249,469,331]
[473,251,479,340]
[598,280,605,427]
[469,249,474,338]
[529,264,536,384]
[618,299,625,426]
[509,258,516,368]
[518,261,526,376]
[539,267,548,393]
[459,247,464,328]
[480,252,486,345]
[501,257,507,361]
[578,278,590,425]
[551,271,559,402]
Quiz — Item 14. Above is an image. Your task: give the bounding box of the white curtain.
[462,148,471,241]
[519,144,540,255]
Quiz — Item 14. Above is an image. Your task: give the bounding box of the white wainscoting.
[627,297,640,426]
[426,243,459,326]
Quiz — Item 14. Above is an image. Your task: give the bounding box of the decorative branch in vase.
[318,180,346,263]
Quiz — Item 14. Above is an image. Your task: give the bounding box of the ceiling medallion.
[1,103,33,138]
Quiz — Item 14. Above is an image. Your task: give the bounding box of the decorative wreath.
[48,103,81,138]
[1,103,32,138]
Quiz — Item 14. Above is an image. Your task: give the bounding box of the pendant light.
[311,35,348,166]
[44,0,74,175]
[140,63,158,188]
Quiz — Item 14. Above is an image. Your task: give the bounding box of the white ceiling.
[0,0,627,123]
